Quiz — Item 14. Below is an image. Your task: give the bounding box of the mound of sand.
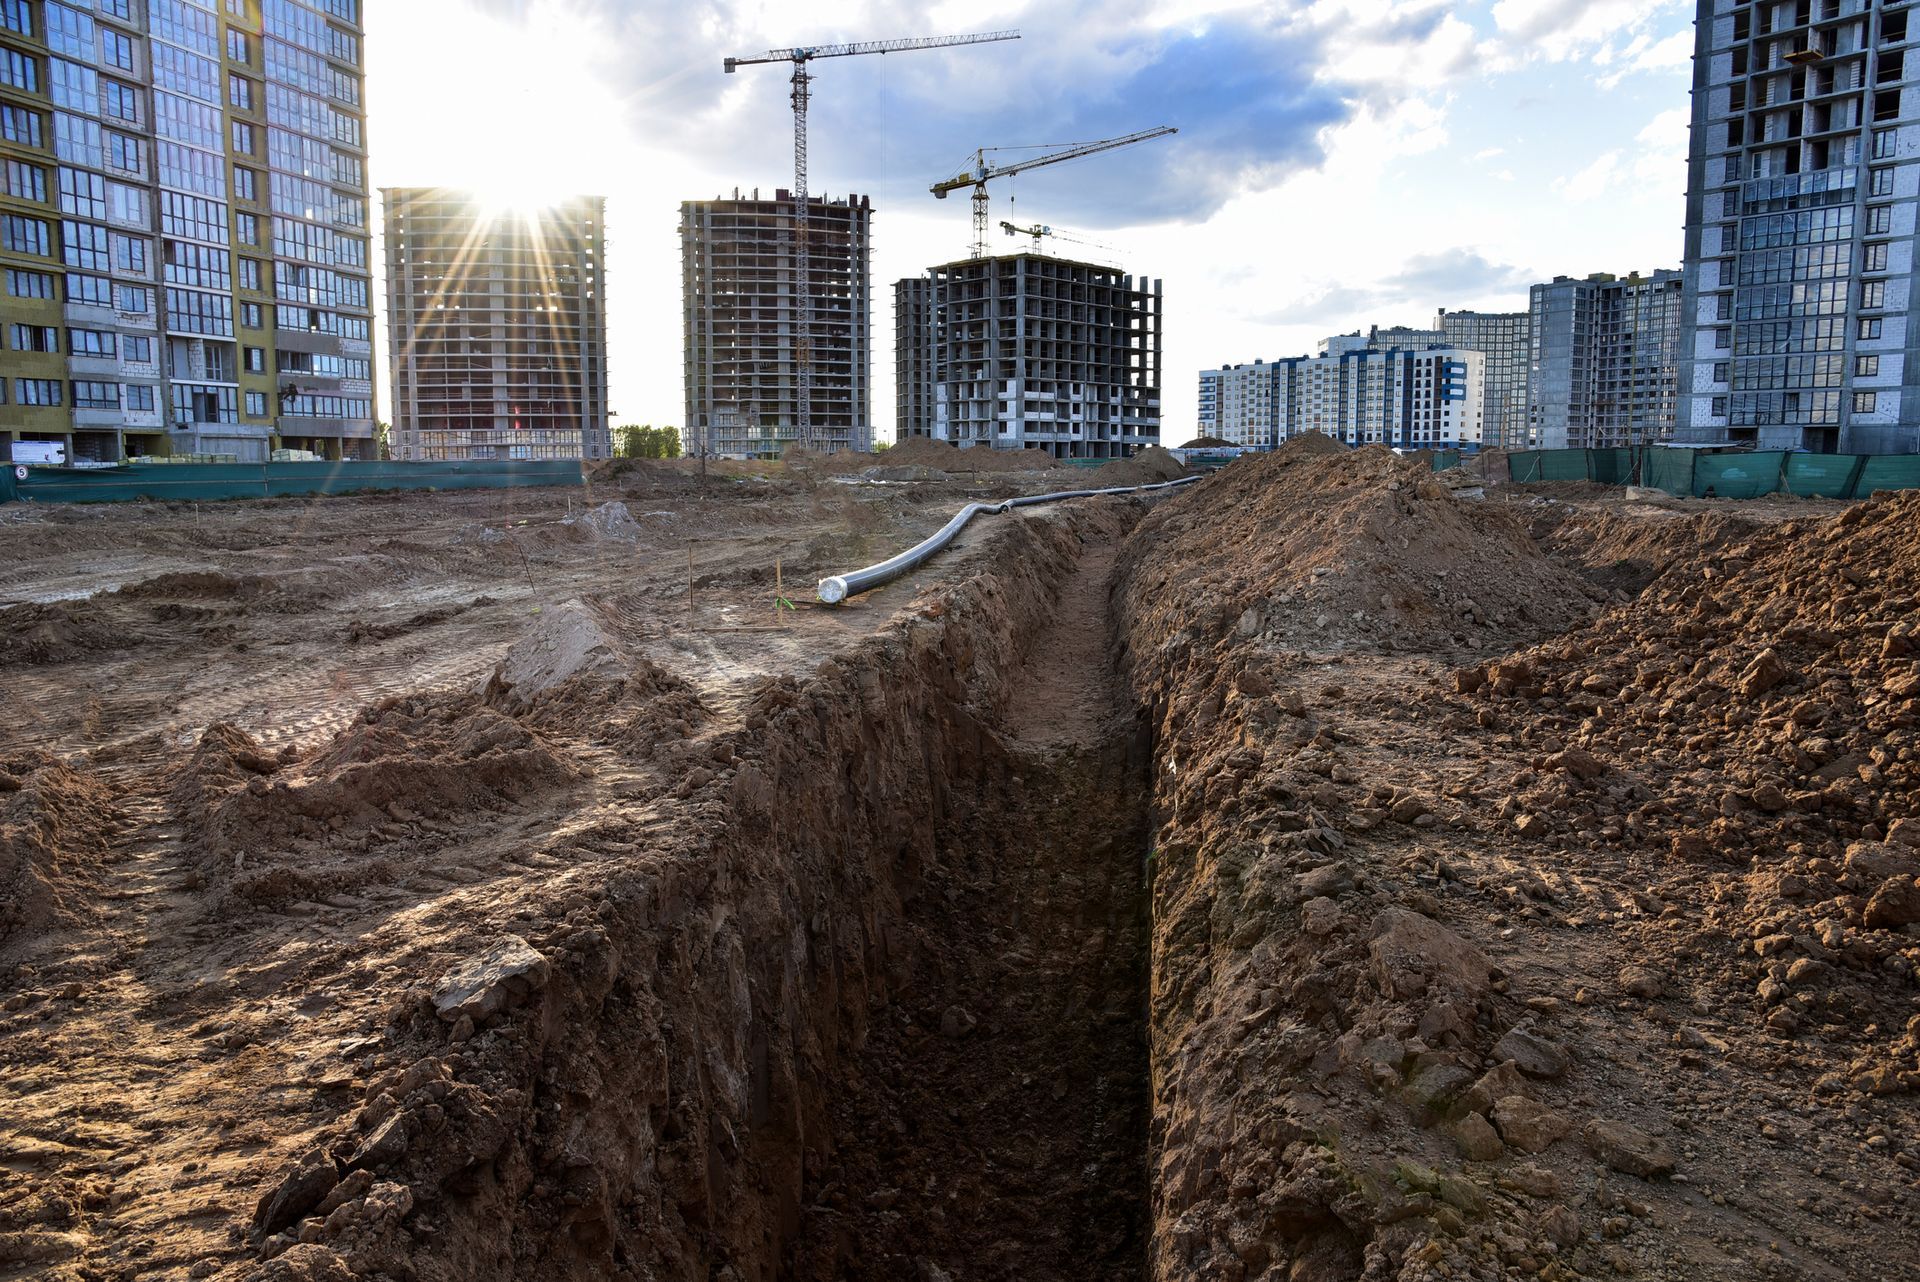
[0,751,117,948]
[1123,444,1598,654]
[1089,446,1187,488]
[173,698,578,911]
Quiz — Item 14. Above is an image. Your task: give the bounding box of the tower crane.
[723,30,1019,451]
[1000,220,1053,252]
[932,126,1177,259]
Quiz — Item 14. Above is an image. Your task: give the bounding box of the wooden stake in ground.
[687,542,695,623]
[775,557,783,626]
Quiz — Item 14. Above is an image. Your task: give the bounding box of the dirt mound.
[483,601,705,753]
[1090,445,1186,488]
[0,599,136,665]
[173,697,579,912]
[560,500,643,541]
[1537,507,1772,594]
[1176,435,1234,449]
[1126,445,1598,654]
[115,567,351,612]
[1455,491,1920,1069]
[1274,429,1345,458]
[0,751,117,948]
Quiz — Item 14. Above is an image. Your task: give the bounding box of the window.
[236,211,259,244]
[1857,354,1880,377]
[1715,326,1732,351]
[0,0,31,36]
[71,380,118,409]
[67,327,115,356]
[17,379,63,406]
[2,215,51,257]
[1871,167,1895,197]
[109,131,144,176]
[107,182,147,226]
[47,57,98,115]
[3,160,46,202]
[1710,396,1727,417]
[66,272,111,305]
[11,324,57,352]
[44,3,93,58]
[111,232,146,272]
[244,346,264,372]
[62,220,109,271]
[245,390,267,417]
[229,73,254,110]
[165,286,234,336]
[231,120,255,155]
[228,29,250,63]
[0,47,37,92]
[103,0,132,17]
[126,384,156,411]
[1862,280,1887,309]
[1713,361,1730,383]
[1868,205,1893,235]
[59,167,106,219]
[7,269,55,298]
[1860,317,1884,340]
[1,104,43,147]
[233,165,258,202]
[102,80,140,122]
[1853,391,1877,414]
[102,30,134,71]
[1865,242,1890,272]
[240,301,263,327]
[1873,128,1898,160]
[238,256,261,290]
[114,282,150,312]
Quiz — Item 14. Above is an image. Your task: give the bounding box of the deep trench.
[783,538,1156,1281]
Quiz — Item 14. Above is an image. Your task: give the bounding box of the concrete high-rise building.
[1211,360,1273,447]
[681,189,872,459]
[0,0,375,463]
[1679,0,1917,453]
[382,189,609,461]
[1528,271,1684,448]
[894,275,935,441]
[1436,308,1531,450]
[901,252,1160,458]
[1319,325,1446,358]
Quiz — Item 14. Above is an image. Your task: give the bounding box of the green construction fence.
[2,458,587,504]
[1505,445,1920,500]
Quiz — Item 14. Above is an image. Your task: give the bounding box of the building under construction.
[681,191,874,458]
[383,189,611,461]
[896,253,1162,458]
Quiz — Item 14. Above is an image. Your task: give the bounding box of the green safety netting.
[1588,448,1638,486]
[1693,451,1786,498]
[1782,453,1865,499]
[1850,454,1920,497]
[1508,449,1590,483]
[1431,450,1462,472]
[6,459,587,504]
[1644,449,1696,496]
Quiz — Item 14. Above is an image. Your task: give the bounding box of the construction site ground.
[2,447,1916,1282]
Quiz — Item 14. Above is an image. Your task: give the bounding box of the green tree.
[616,424,684,459]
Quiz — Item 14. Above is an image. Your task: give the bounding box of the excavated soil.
[6,451,1918,1282]
[1114,453,1920,1281]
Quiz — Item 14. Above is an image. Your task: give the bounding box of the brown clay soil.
[4,446,1917,1282]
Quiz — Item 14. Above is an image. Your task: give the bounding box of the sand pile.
[0,751,117,948]
[173,698,578,911]
[1124,444,1598,654]
[0,599,136,665]
[1089,445,1186,488]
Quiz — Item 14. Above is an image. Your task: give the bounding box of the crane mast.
[932,127,1178,259]
[724,30,1018,452]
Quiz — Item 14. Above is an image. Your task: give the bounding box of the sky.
[363,0,1700,441]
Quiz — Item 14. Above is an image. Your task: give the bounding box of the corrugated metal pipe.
[816,474,1201,604]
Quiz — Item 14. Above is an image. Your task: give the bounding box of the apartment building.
[383,188,609,461]
[1679,0,1919,452]
[1199,345,1485,450]
[1196,365,1220,438]
[1209,360,1273,447]
[1528,271,1684,448]
[681,189,872,459]
[911,252,1161,458]
[894,274,934,441]
[0,0,374,463]
[1319,325,1444,358]
[1436,308,1531,449]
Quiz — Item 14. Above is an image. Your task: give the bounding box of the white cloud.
[1555,150,1624,202]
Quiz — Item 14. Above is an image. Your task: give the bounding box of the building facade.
[1196,365,1220,438]
[1436,308,1531,449]
[1199,346,1485,450]
[1211,360,1273,447]
[1528,271,1684,449]
[0,0,374,464]
[681,189,872,459]
[383,188,609,461]
[1679,0,1918,453]
[894,274,934,440]
[898,252,1162,458]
